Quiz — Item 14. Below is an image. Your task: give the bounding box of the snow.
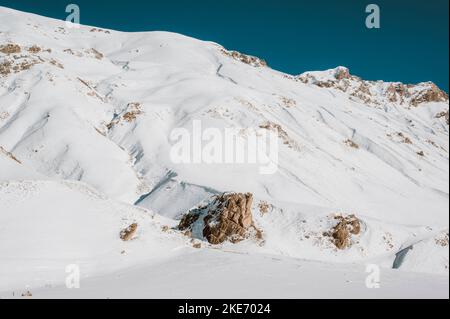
[0,6,448,298]
[18,250,449,299]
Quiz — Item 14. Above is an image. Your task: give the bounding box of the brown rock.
[27,45,41,54]
[179,212,200,231]
[120,223,138,241]
[203,193,254,245]
[335,67,351,80]
[344,139,359,149]
[0,43,21,55]
[331,215,361,249]
[411,83,448,106]
[258,201,271,215]
[221,49,267,67]
[435,110,449,125]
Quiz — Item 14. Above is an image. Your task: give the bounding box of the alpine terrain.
[0,7,448,298]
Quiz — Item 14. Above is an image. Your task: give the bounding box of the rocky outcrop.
[220,48,267,68]
[0,43,21,55]
[435,110,449,125]
[324,214,361,250]
[120,223,138,241]
[297,67,449,108]
[334,66,351,80]
[410,83,449,106]
[178,193,262,245]
[203,193,254,244]
[259,121,301,151]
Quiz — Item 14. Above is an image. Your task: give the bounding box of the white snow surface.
[0,7,448,298]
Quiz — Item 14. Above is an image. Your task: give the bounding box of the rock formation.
[178,193,261,245]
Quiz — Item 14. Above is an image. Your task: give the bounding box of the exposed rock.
[0,60,11,76]
[386,83,409,103]
[49,59,64,69]
[435,110,449,125]
[280,96,297,108]
[0,43,21,54]
[396,132,413,144]
[178,212,200,231]
[435,233,449,247]
[220,48,267,67]
[120,223,138,241]
[27,45,41,54]
[90,28,111,34]
[334,67,351,80]
[258,201,271,215]
[344,139,359,149]
[0,146,21,164]
[325,214,361,250]
[86,48,104,60]
[203,193,254,244]
[192,242,202,249]
[178,193,262,245]
[122,103,143,122]
[410,83,448,106]
[260,121,301,151]
[297,67,448,108]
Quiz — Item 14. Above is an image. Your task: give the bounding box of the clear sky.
[1,0,448,91]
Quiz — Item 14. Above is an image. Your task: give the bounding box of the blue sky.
[1,0,448,91]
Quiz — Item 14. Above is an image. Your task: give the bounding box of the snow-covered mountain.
[0,7,448,298]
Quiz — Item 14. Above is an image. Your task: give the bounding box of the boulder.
[178,193,260,245]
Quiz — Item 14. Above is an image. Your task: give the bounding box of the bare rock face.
[203,193,254,244]
[297,67,449,108]
[411,83,449,106]
[178,193,261,245]
[386,83,410,103]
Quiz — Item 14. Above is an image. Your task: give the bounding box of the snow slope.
[0,6,448,298]
[25,250,450,299]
